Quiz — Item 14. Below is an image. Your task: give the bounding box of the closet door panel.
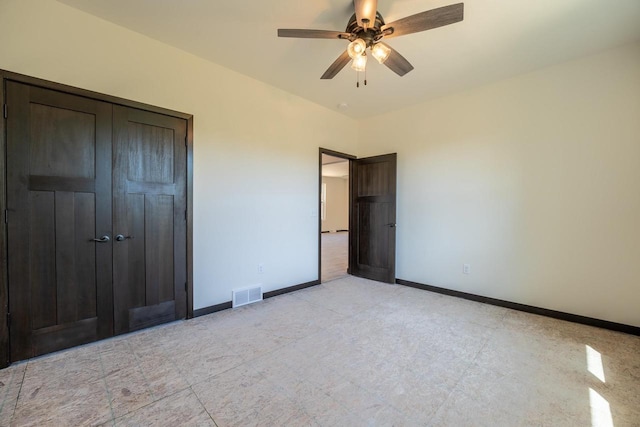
[6,82,113,361]
[113,106,187,334]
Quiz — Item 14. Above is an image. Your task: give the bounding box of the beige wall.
[359,42,640,327]
[321,177,349,232]
[0,0,358,309]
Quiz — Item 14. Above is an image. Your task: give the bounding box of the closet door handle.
[115,234,134,242]
[92,235,110,243]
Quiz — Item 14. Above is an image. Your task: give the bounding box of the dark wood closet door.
[6,82,113,361]
[349,153,397,284]
[113,106,187,334]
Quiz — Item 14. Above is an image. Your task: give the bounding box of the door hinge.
[3,104,7,119]
[6,313,10,329]
[4,210,7,224]
[184,209,187,220]
[185,135,188,147]
[184,282,188,292]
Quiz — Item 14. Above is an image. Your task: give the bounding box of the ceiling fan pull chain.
[357,71,360,88]
[364,67,367,86]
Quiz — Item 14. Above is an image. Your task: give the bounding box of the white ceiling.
[322,154,349,178]
[56,0,640,119]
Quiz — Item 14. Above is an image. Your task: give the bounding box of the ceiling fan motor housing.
[345,12,387,46]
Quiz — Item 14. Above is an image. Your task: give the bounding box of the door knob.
[387,223,397,228]
[92,235,110,243]
[115,234,134,242]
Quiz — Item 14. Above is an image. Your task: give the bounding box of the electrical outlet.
[258,264,264,274]
[463,264,471,274]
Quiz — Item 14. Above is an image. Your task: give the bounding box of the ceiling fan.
[278,0,464,83]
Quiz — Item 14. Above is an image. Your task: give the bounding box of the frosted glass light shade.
[347,39,366,59]
[351,54,367,72]
[371,43,391,64]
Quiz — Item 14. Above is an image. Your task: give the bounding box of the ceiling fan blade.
[381,43,414,76]
[382,3,464,39]
[321,50,351,79]
[278,29,351,39]
[354,0,378,29]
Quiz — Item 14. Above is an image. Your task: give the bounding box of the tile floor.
[0,276,639,426]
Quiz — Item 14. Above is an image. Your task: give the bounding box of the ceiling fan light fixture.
[277,2,465,80]
[351,53,367,72]
[371,43,391,64]
[347,38,367,59]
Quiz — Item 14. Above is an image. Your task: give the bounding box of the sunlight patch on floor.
[586,345,606,383]
[589,388,613,427]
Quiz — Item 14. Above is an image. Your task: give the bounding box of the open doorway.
[319,149,354,282]
[318,148,397,285]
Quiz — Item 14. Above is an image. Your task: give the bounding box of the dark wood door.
[112,106,187,334]
[6,82,113,360]
[349,153,397,283]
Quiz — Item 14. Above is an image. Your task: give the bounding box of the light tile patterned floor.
[1,276,639,426]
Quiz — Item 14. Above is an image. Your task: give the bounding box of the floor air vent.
[232,286,263,308]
